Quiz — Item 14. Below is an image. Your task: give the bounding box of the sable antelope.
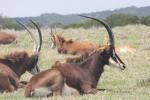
[0,32,17,44]
[24,16,126,97]
[0,63,19,92]
[50,27,96,55]
[0,20,42,92]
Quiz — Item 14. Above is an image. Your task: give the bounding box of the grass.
[0,25,150,100]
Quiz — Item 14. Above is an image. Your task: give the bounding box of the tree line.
[64,14,150,28]
[0,16,22,30]
[0,13,150,30]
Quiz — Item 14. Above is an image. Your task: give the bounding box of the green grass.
[0,25,150,100]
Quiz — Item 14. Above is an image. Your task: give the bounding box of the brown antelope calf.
[0,32,17,44]
[50,27,96,55]
[24,16,126,97]
[0,20,42,92]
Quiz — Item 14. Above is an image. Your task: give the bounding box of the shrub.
[105,13,139,27]
[141,16,150,26]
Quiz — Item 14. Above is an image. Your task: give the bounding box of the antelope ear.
[60,38,65,43]
[67,39,73,43]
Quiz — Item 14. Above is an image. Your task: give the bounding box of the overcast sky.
[0,0,149,17]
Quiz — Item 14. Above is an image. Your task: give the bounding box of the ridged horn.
[79,15,114,46]
[29,20,42,53]
[16,20,37,53]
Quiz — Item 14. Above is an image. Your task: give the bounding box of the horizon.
[1,5,150,18]
[0,0,150,18]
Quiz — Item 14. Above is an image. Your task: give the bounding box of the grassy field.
[0,25,150,100]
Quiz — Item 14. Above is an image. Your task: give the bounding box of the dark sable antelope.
[0,32,17,44]
[50,27,96,55]
[0,20,42,92]
[24,16,126,97]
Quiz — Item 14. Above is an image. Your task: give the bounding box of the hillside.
[13,6,150,26]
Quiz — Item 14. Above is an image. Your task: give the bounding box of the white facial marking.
[109,59,124,70]
[30,66,38,75]
[50,43,54,48]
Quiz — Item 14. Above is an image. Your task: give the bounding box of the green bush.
[0,16,22,30]
[141,16,150,26]
[105,13,139,27]
[64,20,100,29]
[64,14,140,29]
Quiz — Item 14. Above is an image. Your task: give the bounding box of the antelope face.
[25,55,40,75]
[16,20,42,75]
[28,65,40,75]
[79,15,126,71]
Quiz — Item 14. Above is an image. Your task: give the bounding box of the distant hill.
[13,6,150,26]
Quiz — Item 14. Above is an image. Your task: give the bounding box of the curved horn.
[79,15,114,46]
[29,20,42,53]
[50,25,54,37]
[16,20,37,52]
[54,24,57,34]
[49,26,55,48]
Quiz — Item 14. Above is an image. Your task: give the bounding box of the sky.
[0,0,150,17]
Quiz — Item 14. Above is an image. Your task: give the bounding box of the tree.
[105,13,139,27]
[141,16,150,26]
[64,20,100,29]
[0,16,22,30]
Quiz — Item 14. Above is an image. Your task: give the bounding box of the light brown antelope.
[50,27,96,55]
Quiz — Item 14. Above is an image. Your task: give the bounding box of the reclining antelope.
[50,27,96,55]
[0,32,17,44]
[50,24,136,55]
[24,15,126,97]
[0,20,42,92]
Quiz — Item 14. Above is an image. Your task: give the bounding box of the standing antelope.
[0,20,42,92]
[24,16,126,97]
[0,32,17,44]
